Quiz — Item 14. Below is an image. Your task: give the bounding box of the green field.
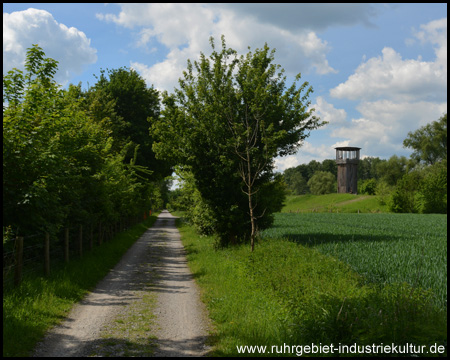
[282,194,388,213]
[178,212,447,356]
[261,212,447,309]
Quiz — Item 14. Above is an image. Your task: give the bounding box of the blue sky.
[3,3,447,171]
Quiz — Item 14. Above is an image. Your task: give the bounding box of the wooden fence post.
[44,232,50,276]
[78,225,83,257]
[89,224,94,250]
[14,236,24,286]
[98,222,102,245]
[64,228,69,263]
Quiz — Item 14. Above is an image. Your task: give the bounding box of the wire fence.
[3,212,151,290]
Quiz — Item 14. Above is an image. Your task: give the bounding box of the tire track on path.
[33,211,211,357]
[150,211,211,357]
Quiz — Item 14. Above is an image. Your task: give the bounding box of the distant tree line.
[282,113,447,214]
[283,156,405,195]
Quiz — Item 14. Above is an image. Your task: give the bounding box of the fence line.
[3,212,152,289]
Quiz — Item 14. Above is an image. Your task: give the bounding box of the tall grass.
[3,215,159,357]
[178,218,447,357]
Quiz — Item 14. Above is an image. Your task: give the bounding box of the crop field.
[281,194,389,213]
[260,213,447,309]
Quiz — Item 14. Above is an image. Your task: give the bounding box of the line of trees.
[7,40,441,256]
[4,38,325,252]
[3,45,172,239]
[390,113,446,213]
[282,113,447,214]
[283,156,405,195]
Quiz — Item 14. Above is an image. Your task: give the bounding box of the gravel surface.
[33,211,211,357]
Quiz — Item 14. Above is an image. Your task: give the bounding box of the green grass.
[282,194,388,213]
[261,213,447,309]
[3,214,159,357]
[178,218,447,357]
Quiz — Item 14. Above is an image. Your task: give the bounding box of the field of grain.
[282,194,388,213]
[179,213,447,356]
[260,213,447,309]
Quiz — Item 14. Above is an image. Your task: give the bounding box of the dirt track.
[33,211,211,357]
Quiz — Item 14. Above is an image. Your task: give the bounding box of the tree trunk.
[249,202,256,252]
[247,149,256,252]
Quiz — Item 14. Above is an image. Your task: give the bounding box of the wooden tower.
[335,147,361,194]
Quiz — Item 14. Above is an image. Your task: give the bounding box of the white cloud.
[296,141,335,161]
[274,141,335,171]
[272,97,447,169]
[131,57,181,93]
[325,17,447,160]
[330,17,447,103]
[330,100,447,158]
[97,4,215,51]
[274,156,300,172]
[413,17,447,67]
[212,4,378,32]
[97,4,337,92]
[312,96,347,128]
[3,8,97,85]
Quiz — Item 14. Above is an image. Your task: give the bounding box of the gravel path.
[33,211,211,357]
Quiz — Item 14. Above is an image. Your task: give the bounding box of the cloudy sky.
[3,3,447,171]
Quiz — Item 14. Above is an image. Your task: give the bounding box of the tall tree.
[403,113,447,165]
[153,36,323,250]
[89,67,171,180]
[284,168,308,195]
[321,159,337,177]
[376,155,409,186]
[3,45,156,236]
[358,156,383,180]
[307,171,336,195]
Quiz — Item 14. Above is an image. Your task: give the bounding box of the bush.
[418,163,447,214]
[253,173,287,230]
[388,162,447,214]
[307,171,336,195]
[359,178,377,195]
[389,171,424,213]
[375,180,394,206]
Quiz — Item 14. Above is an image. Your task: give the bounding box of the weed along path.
[33,210,211,357]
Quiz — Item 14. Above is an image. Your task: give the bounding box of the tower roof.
[334,146,361,150]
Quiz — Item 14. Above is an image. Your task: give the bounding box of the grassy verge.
[3,214,159,357]
[282,194,388,213]
[177,218,447,357]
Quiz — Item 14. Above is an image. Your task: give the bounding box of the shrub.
[418,163,447,214]
[389,171,424,213]
[359,178,377,195]
[375,180,394,206]
[307,171,336,195]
